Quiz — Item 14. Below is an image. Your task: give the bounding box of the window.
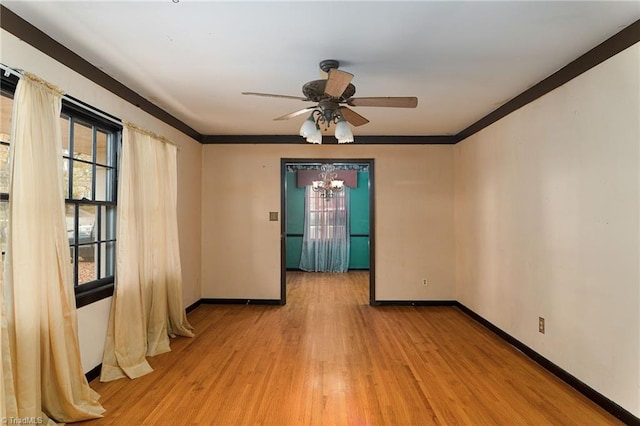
[306,189,347,240]
[62,103,120,306]
[1,74,120,307]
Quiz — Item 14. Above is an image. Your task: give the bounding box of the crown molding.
[201,135,457,144]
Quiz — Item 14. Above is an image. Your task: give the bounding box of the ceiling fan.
[242,60,418,143]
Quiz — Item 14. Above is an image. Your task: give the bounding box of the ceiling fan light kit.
[242,60,418,144]
[299,108,354,144]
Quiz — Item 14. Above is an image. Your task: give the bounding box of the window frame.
[1,73,121,308]
[62,100,121,307]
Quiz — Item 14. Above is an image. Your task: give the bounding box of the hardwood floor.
[79,271,620,425]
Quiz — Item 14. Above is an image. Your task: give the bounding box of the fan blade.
[339,107,369,127]
[274,107,316,121]
[347,97,418,108]
[242,92,308,101]
[324,69,354,98]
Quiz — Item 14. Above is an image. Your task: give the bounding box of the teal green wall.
[285,172,305,268]
[285,170,370,270]
[348,171,370,269]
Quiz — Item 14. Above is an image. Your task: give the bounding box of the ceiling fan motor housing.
[319,59,340,73]
[303,80,356,102]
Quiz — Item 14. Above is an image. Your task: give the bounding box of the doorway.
[280,158,375,305]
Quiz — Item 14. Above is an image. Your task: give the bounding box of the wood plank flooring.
[78,272,620,425]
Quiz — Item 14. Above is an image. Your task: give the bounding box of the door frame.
[280,158,376,305]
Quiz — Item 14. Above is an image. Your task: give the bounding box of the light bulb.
[306,126,322,144]
[334,117,354,143]
[299,115,317,138]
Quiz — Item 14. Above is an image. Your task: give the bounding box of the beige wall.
[201,144,456,301]
[1,29,203,371]
[455,44,640,416]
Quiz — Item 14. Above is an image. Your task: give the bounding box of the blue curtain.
[299,186,350,272]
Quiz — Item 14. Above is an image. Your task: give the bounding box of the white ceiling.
[3,1,639,137]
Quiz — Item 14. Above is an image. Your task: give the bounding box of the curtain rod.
[0,63,122,127]
[0,63,23,79]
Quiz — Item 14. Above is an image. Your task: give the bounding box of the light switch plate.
[269,212,278,221]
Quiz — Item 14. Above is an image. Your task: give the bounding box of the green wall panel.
[350,172,369,235]
[349,236,370,269]
[286,236,303,269]
[286,172,305,235]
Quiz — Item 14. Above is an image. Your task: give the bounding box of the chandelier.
[312,164,344,198]
[299,103,354,144]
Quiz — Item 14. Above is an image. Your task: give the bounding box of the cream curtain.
[1,257,18,422]
[100,123,194,382]
[2,73,105,423]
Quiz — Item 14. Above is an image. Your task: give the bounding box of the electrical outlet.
[422,278,428,287]
[539,317,545,334]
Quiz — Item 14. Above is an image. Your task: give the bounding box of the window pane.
[60,116,70,155]
[66,204,76,243]
[62,158,71,199]
[0,93,12,144]
[78,243,97,264]
[73,121,93,161]
[96,130,107,165]
[0,201,7,254]
[69,246,76,283]
[0,144,10,194]
[99,205,117,241]
[100,241,115,278]
[78,251,97,284]
[78,205,97,244]
[94,165,109,201]
[72,160,93,199]
[106,167,116,202]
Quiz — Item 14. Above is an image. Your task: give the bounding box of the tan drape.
[100,124,193,382]
[2,73,104,423]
